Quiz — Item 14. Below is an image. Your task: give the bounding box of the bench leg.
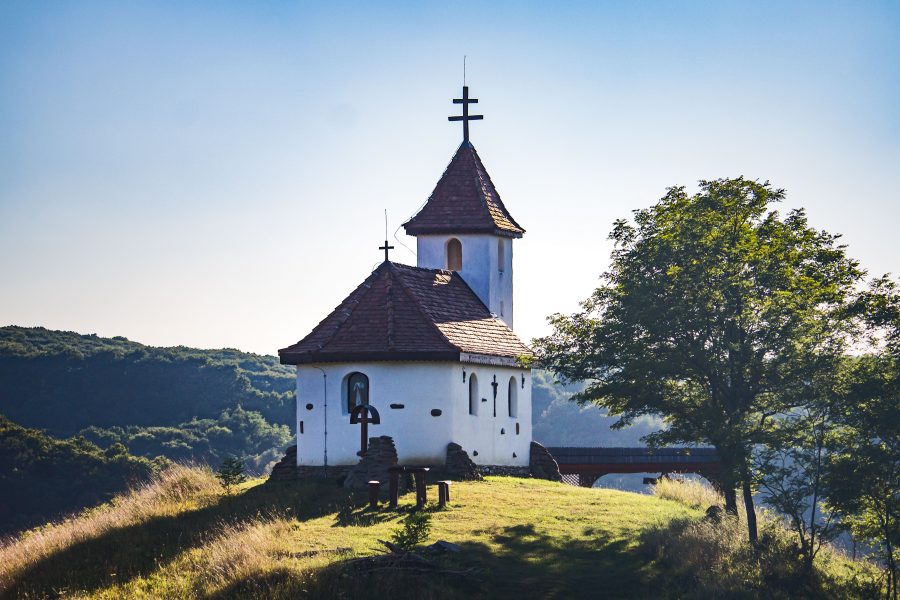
[388,472,399,508]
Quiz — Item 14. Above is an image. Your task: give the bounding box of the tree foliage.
[0,415,162,533]
[756,365,842,573]
[535,178,862,543]
[0,326,294,469]
[826,278,900,599]
[0,326,295,434]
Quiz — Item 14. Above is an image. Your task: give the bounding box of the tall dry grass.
[0,464,220,594]
[652,476,722,510]
[645,477,881,599]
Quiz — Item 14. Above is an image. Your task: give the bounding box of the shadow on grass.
[332,496,449,528]
[452,523,662,599]
[202,522,664,600]
[3,480,356,598]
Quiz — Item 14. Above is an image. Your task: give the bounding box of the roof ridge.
[387,261,452,275]
[391,261,520,337]
[455,143,496,229]
[385,262,460,351]
[468,145,526,233]
[308,264,384,350]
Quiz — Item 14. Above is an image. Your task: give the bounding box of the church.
[278,86,534,476]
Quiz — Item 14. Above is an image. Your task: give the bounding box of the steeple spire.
[448,86,483,143]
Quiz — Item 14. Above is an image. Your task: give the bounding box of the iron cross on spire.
[448,86,483,142]
[379,240,394,262]
[379,209,394,262]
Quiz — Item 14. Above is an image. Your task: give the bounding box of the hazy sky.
[1,1,898,355]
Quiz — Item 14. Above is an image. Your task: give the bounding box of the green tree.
[756,364,842,574]
[535,178,861,544]
[216,456,246,494]
[826,278,900,599]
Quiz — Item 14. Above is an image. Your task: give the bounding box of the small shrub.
[216,457,247,494]
[391,511,432,551]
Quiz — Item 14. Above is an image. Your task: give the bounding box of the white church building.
[279,86,533,473]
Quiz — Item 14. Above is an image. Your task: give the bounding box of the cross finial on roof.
[448,86,483,143]
[379,209,394,262]
[379,240,394,262]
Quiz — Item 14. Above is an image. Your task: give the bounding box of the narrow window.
[468,373,479,415]
[508,376,518,418]
[346,372,369,413]
[447,238,462,271]
[498,238,505,273]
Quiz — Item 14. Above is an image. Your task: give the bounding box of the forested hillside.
[531,370,662,447]
[0,416,161,534]
[0,326,293,470]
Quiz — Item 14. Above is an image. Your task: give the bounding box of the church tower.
[403,86,524,329]
[280,83,533,475]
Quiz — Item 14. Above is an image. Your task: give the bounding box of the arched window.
[498,239,505,273]
[468,373,479,415]
[346,372,369,414]
[508,376,518,418]
[447,238,462,271]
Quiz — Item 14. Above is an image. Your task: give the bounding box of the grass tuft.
[652,476,721,510]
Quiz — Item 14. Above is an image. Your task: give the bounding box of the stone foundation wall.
[268,445,355,483]
[295,465,354,481]
[270,440,538,484]
[478,465,530,477]
[343,436,399,489]
[529,441,562,481]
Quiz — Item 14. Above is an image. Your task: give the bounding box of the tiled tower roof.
[402,142,525,238]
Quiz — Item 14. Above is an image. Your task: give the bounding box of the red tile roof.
[279,262,532,365]
[402,142,525,238]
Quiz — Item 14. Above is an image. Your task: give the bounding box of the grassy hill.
[0,467,878,599]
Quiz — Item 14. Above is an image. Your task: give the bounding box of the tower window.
[468,373,479,415]
[498,239,505,273]
[447,238,462,271]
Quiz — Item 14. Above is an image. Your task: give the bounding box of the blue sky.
[1,1,898,354]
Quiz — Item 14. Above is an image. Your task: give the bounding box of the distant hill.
[0,415,160,534]
[0,326,293,471]
[0,326,294,432]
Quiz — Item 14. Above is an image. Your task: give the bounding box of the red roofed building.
[279,87,533,475]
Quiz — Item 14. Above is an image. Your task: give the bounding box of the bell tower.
[402,86,524,328]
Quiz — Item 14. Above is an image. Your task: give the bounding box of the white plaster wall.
[451,362,532,467]
[294,361,531,468]
[416,234,515,328]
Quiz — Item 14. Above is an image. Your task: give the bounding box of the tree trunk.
[717,449,739,517]
[724,487,738,516]
[743,480,758,545]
